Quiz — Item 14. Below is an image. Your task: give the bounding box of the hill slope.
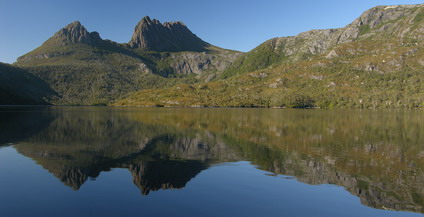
[222,4,424,78]
[0,63,56,105]
[116,4,424,108]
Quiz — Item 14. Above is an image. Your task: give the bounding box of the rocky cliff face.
[128,16,209,52]
[167,51,242,80]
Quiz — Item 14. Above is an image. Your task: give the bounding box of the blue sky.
[1,0,423,63]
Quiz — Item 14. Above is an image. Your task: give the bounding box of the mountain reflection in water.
[1,107,424,214]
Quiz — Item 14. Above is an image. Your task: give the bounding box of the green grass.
[359,24,371,36]
[221,39,287,79]
[412,8,424,29]
[412,192,424,206]
[414,9,424,23]
[357,180,369,190]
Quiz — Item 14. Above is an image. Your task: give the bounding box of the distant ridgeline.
[2,4,424,108]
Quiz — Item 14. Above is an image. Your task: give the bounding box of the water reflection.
[1,107,424,214]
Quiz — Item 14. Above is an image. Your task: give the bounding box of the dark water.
[0,107,423,217]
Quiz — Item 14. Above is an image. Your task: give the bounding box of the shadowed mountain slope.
[0,63,56,104]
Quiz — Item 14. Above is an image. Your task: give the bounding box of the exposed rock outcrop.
[270,4,423,59]
[50,21,102,45]
[128,16,209,52]
[168,51,242,79]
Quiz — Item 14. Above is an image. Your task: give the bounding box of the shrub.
[286,94,315,108]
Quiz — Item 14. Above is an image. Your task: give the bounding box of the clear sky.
[1,0,423,63]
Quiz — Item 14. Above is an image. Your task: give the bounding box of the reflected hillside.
[0,107,53,145]
[122,108,424,213]
[6,107,424,213]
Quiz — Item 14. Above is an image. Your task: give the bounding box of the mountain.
[116,4,424,108]
[14,17,241,105]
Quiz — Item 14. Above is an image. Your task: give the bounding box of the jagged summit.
[49,21,102,45]
[128,16,210,52]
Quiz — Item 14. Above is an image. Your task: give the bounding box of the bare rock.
[51,21,102,45]
[326,50,339,59]
[128,16,209,52]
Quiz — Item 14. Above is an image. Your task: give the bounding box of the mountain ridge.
[222,3,424,78]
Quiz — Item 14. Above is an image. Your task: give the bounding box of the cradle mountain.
[1,4,424,108]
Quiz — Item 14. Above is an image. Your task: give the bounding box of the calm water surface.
[0,107,423,217]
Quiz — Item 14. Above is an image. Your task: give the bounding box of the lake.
[0,106,423,217]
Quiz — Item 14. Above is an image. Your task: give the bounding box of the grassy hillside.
[115,4,424,108]
[17,43,200,105]
[17,46,239,105]
[114,39,424,108]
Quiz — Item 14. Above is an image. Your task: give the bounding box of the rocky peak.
[290,4,423,53]
[355,4,420,28]
[163,21,186,28]
[128,16,209,52]
[50,21,102,45]
[139,16,161,25]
